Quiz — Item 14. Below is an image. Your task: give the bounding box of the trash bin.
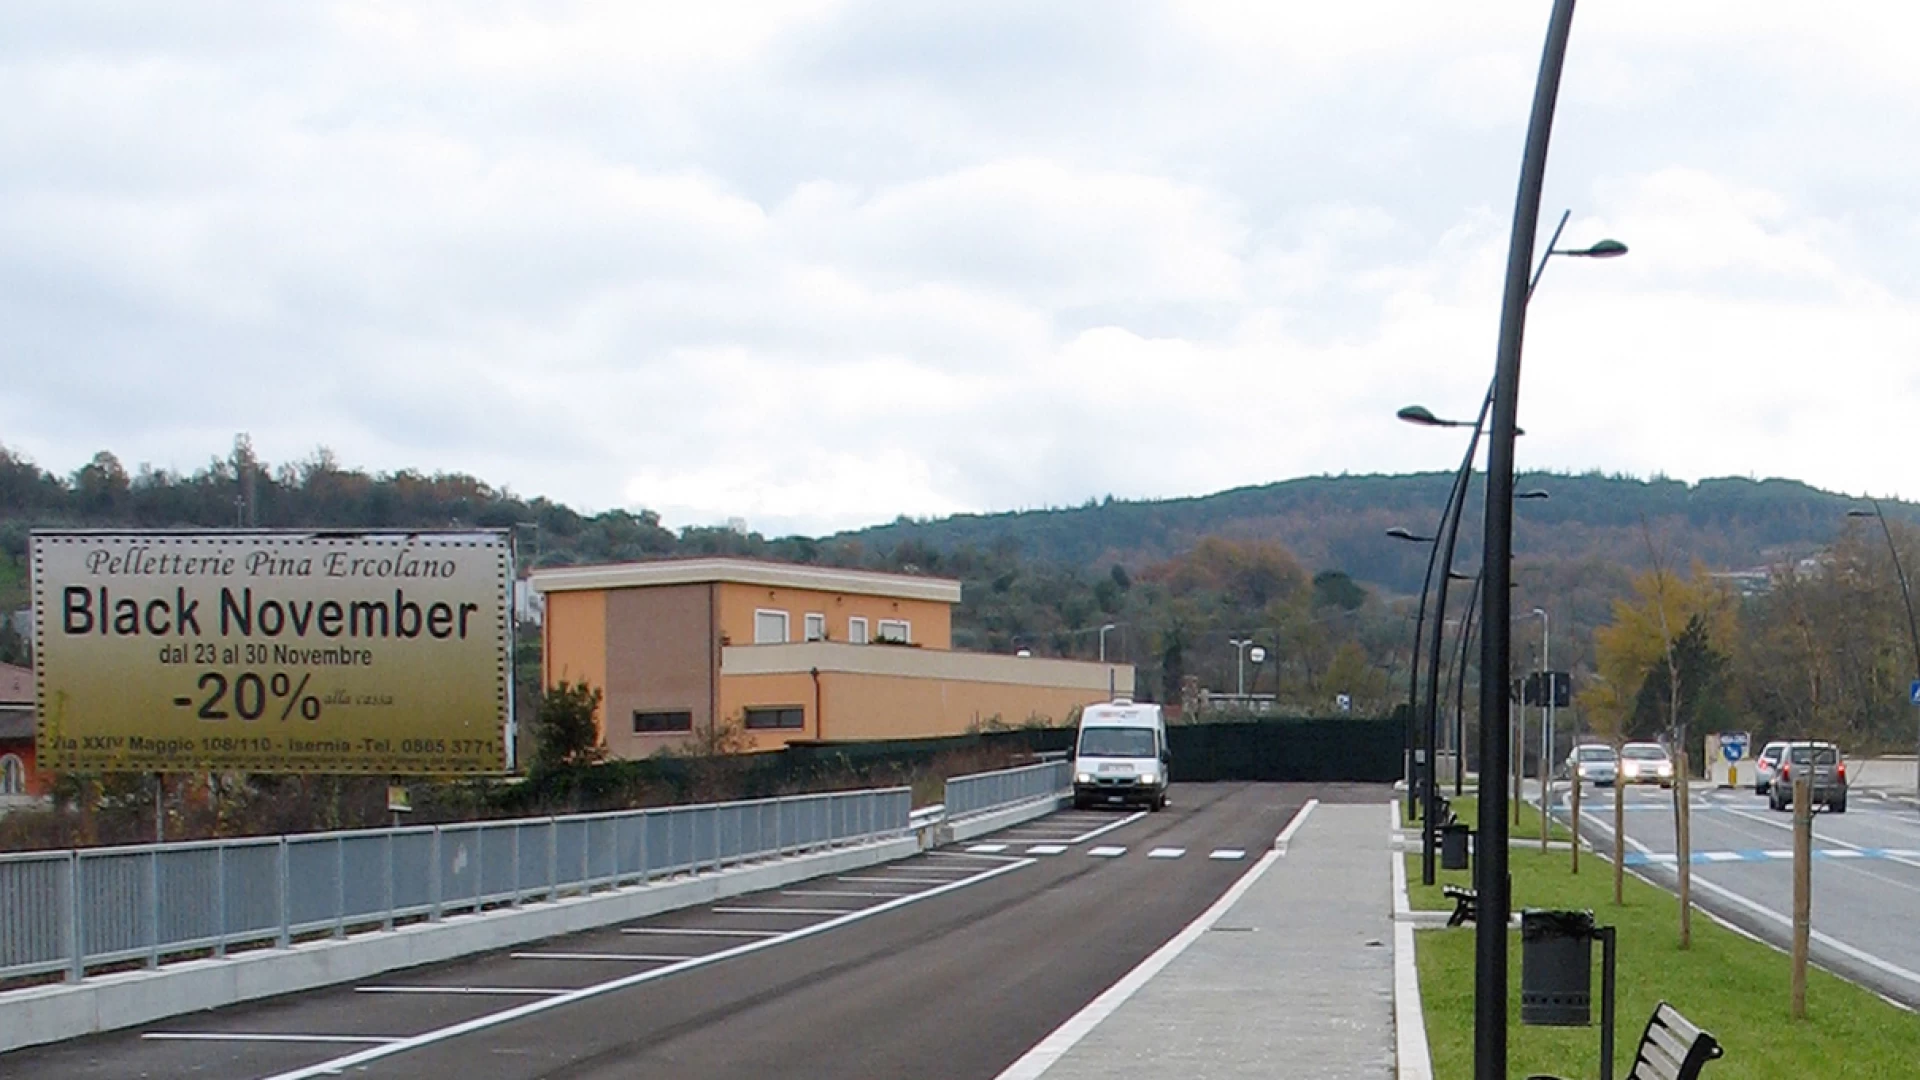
[1521,909,1595,1026]
[1441,822,1471,870]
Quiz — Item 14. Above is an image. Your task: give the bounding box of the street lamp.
[1389,525,1443,818]
[1848,502,1920,799]
[1228,637,1260,699]
[1440,491,1550,797]
[1476,1,1579,1074]
[1098,623,1118,663]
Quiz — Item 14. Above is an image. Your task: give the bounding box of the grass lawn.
[1401,792,1572,845]
[1409,849,1920,1078]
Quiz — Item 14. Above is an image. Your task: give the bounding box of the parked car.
[1768,741,1847,814]
[1618,742,1674,788]
[1753,739,1789,795]
[1566,743,1619,786]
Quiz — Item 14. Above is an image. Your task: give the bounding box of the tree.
[1626,614,1731,746]
[1581,564,1735,741]
[531,680,606,772]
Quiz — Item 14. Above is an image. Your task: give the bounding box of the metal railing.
[944,760,1071,820]
[0,787,909,984]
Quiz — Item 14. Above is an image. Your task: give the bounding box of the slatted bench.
[1529,1001,1722,1080]
[1442,885,1477,927]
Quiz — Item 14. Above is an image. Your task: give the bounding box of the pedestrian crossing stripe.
[1088,846,1126,858]
[1623,848,1919,866]
[1026,844,1068,855]
[1148,847,1184,859]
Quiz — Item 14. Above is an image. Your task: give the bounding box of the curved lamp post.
[1440,491,1550,796]
[1849,502,1920,800]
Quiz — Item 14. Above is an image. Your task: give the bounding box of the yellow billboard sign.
[34,530,510,775]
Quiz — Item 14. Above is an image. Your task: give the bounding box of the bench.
[1443,885,1477,927]
[1529,1001,1722,1080]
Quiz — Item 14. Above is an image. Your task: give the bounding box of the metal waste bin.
[1521,909,1595,1026]
[1441,822,1471,870]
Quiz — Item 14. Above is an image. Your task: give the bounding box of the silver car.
[1566,743,1618,786]
[1768,741,1847,814]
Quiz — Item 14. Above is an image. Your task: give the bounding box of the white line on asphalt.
[711,906,856,916]
[1026,844,1068,855]
[994,800,1317,1080]
[620,927,781,938]
[1274,798,1320,853]
[781,889,898,898]
[1209,849,1246,861]
[1147,847,1185,859]
[355,987,567,997]
[511,952,692,962]
[1064,811,1148,845]
[1722,805,1920,873]
[925,850,1023,861]
[264,857,1037,1080]
[144,1033,401,1044]
[1087,846,1126,858]
[838,875,952,884]
[966,844,1010,853]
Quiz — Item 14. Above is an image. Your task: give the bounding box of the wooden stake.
[1676,749,1692,949]
[1571,772,1582,875]
[1613,762,1625,906]
[1791,769,1812,1019]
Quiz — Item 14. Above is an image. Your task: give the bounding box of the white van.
[1071,699,1170,811]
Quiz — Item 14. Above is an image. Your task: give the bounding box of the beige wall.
[602,583,716,758]
[716,582,951,650]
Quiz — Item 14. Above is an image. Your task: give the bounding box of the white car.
[1071,699,1170,811]
[1565,743,1618,786]
[1618,742,1674,788]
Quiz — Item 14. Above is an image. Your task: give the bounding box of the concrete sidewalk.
[1008,802,1398,1079]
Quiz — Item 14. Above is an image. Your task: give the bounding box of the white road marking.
[265,858,1037,1080]
[511,952,691,962]
[782,889,897,898]
[1026,844,1068,855]
[839,875,952,884]
[1147,847,1185,859]
[966,844,1010,853]
[620,927,780,938]
[711,906,854,916]
[1701,851,1743,863]
[355,986,566,997]
[994,801,1315,1080]
[1065,811,1149,845]
[1088,846,1126,858]
[144,1033,401,1044]
[1209,849,1247,861]
[1274,799,1319,853]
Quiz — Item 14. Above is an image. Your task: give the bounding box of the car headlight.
[1139,771,1157,785]
[1622,762,1639,775]
[1076,772,1093,784]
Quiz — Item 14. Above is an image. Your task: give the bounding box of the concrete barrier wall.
[0,836,918,1054]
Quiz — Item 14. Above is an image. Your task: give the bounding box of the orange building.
[0,661,46,804]
[530,558,1132,757]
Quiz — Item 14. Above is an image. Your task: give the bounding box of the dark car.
[1768,741,1847,813]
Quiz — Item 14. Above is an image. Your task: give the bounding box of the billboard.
[33,530,510,775]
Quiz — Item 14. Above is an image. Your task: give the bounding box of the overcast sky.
[4,2,1918,536]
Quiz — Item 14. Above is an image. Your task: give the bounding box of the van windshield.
[1079,728,1156,759]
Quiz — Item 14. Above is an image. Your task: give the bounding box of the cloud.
[3,2,1920,537]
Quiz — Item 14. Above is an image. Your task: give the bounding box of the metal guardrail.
[943,760,1071,820]
[0,787,910,984]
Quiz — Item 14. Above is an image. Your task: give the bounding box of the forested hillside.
[3,442,1911,740]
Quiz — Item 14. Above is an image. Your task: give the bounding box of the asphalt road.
[1547,778,1920,1007]
[2,782,1376,1080]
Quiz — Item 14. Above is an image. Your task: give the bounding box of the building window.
[877,618,911,644]
[744,706,806,730]
[804,613,826,641]
[633,710,693,734]
[754,609,789,644]
[849,616,869,644]
[0,754,22,796]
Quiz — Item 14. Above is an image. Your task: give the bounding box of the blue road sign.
[1911,679,1920,706]
[1718,732,1749,763]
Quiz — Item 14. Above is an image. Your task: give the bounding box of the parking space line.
[1064,811,1148,845]
[355,987,567,997]
[712,906,856,916]
[1026,844,1068,855]
[1088,846,1126,858]
[966,844,1010,853]
[839,875,952,884]
[1147,847,1184,859]
[264,857,1037,1080]
[621,927,781,938]
[144,1033,401,1044]
[1209,849,1246,860]
[512,952,693,962]
[782,889,898,898]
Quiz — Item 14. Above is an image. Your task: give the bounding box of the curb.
[1389,802,1434,1080]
